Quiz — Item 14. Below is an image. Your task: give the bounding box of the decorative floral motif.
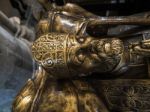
[123,87,142,108]
[101,80,150,112]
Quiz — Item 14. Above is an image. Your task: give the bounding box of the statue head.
[32,33,124,78]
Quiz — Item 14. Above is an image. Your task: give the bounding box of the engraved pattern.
[100,80,150,112]
[32,33,70,77]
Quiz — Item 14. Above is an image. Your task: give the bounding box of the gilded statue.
[12,1,150,112]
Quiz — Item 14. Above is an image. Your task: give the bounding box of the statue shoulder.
[12,68,46,112]
[12,79,35,112]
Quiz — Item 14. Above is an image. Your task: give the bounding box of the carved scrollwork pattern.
[32,33,70,77]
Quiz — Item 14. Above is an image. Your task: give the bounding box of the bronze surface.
[12,1,150,112]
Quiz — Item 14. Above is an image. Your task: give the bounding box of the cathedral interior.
[0,0,150,112]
